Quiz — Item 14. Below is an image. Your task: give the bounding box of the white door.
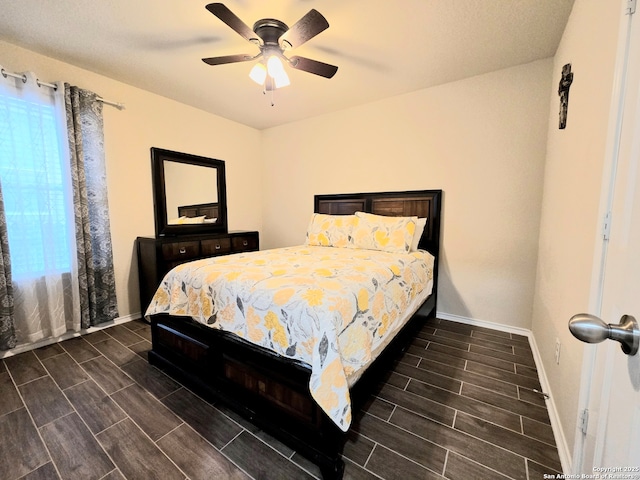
[573,1,640,472]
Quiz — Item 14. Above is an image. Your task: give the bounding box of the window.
[0,91,72,279]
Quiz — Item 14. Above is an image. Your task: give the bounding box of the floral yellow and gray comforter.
[145,245,434,431]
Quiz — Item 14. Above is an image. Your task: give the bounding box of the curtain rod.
[1,67,125,110]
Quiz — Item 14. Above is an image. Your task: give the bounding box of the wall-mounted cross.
[558,63,573,129]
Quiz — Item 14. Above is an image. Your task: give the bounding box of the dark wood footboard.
[149,313,345,478]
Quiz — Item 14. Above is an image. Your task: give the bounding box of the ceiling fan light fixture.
[272,69,290,88]
[249,62,267,85]
[266,55,290,88]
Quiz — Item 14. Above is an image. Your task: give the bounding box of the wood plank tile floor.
[0,317,563,479]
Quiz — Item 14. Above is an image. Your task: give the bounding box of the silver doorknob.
[569,313,639,356]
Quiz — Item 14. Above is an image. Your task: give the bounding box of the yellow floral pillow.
[350,212,417,253]
[305,214,357,248]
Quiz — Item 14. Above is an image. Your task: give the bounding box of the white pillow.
[179,215,206,224]
[411,218,427,251]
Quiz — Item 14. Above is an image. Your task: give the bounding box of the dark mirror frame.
[151,147,228,237]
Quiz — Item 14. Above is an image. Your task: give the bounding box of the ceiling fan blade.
[288,56,338,79]
[205,3,258,43]
[202,54,255,66]
[279,9,329,49]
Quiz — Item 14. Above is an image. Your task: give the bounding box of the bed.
[146,189,442,479]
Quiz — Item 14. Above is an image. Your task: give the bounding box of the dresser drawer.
[201,237,231,256]
[161,241,200,261]
[232,234,258,252]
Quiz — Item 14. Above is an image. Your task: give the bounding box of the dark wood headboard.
[178,202,219,219]
[314,189,442,312]
[314,190,442,259]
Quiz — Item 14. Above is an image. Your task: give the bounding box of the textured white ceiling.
[0,0,574,129]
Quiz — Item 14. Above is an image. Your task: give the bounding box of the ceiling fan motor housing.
[253,19,289,48]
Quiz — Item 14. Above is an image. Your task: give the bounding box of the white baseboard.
[527,333,572,473]
[436,311,572,473]
[436,311,533,337]
[0,312,144,359]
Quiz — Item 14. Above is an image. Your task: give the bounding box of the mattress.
[145,245,434,431]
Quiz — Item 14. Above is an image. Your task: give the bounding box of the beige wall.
[531,0,621,457]
[262,59,553,329]
[0,40,263,317]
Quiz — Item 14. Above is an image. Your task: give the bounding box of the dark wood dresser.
[136,230,259,314]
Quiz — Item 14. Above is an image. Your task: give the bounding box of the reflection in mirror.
[151,148,228,237]
[164,162,218,223]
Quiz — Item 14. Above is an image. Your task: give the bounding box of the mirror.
[151,147,228,236]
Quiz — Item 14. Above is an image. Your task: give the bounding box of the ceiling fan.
[202,3,338,91]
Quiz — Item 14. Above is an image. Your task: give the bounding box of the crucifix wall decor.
[558,63,573,129]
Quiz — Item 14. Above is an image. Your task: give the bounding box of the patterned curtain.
[0,181,16,349]
[65,85,118,327]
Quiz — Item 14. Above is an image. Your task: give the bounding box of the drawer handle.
[179,247,186,254]
[215,244,221,250]
[243,240,248,246]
